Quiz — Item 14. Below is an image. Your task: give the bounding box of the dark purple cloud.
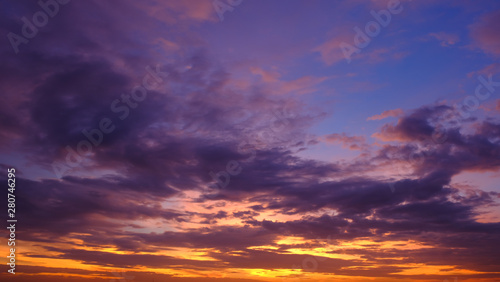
[1,1,500,281]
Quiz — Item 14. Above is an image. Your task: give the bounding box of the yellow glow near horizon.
[395,263,490,276]
[285,247,362,260]
[3,213,498,282]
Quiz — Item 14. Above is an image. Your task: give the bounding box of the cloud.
[250,67,330,96]
[323,133,368,151]
[470,9,500,57]
[371,105,458,142]
[1,1,500,280]
[313,29,356,65]
[367,108,404,120]
[4,97,500,280]
[429,32,460,47]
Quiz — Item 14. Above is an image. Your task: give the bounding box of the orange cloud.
[133,0,217,24]
[367,108,404,120]
[313,30,355,65]
[250,66,329,95]
[323,133,368,150]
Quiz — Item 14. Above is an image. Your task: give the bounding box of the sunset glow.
[1,0,500,281]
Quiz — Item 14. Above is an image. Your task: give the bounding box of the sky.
[1,0,500,281]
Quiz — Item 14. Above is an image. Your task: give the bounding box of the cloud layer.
[1,0,500,281]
